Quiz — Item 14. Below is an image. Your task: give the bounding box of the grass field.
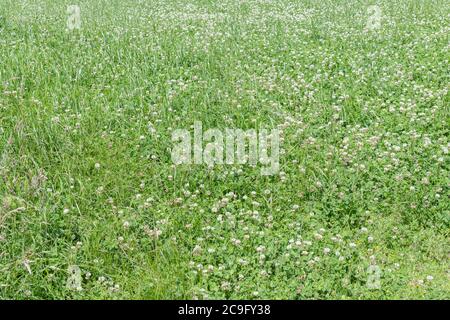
[0,0,449,299]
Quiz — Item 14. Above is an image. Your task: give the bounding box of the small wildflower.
[192,245,202,256]
[221,282,231,291]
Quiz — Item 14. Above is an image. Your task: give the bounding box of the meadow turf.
[0,0,449,299]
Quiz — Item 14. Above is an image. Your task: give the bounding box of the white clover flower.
[231,238,241,246]
[221,282,231,291]
[192,245,202,256]
[238,258,247,265]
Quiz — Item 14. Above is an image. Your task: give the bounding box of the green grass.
[0,0,449,299]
